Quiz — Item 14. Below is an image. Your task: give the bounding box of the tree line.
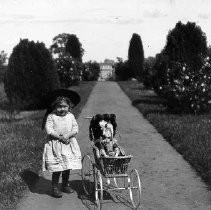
[1,33,100,110]
[115,21,211,114]
[2,20,211,113]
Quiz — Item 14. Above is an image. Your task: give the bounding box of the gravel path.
[18,82,211,210]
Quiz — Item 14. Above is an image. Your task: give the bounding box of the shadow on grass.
[131,97,168,116]
[131,97,185,116]
[20,169,52,196]
[20,170,39,188]
[143,109,168,116]
[132,97,164,106]
[130,87,143,91]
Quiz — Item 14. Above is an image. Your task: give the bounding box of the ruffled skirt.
[42,137,82,172]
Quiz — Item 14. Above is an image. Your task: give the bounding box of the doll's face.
[55,101,69,116]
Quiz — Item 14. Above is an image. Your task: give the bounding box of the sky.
[0,0,211,62]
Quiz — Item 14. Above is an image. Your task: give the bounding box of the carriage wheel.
[81,155,94,196]
[95,170,103,210]
[128,169,141,209]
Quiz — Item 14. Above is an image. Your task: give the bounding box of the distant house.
[98,59,115,81]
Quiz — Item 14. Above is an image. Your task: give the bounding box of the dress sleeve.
[71,114,79,135]
[45,114,60,138]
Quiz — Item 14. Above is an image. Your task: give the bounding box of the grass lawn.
[118,81,211,189]
[0,81,96,209]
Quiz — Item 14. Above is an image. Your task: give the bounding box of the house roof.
[100,59,115,66]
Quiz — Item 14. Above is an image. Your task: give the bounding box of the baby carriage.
[81,114,142,210]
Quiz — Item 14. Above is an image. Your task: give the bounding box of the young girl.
[42,89,81,198]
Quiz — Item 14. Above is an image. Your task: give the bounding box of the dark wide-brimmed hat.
[46,89,81,108]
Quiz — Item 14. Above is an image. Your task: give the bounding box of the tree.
[208,45,211,58]
[82,61,100,81]
[115,57,133,81]
[50,33,84,87]
[4,39,60,109]
[0,51,7,82]
[50,33,70,57]
[55,57,81,87]
[0,51,7,66]
[163,21,207,71]
[128,33,144,80]
[143,56,156,88]
[153,22,211,113]
[66,34,84,62]
[151,51,169,94]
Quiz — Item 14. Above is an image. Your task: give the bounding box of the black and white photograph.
[1,0,211,209]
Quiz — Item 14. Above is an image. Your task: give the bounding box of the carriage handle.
[85,117,92,119]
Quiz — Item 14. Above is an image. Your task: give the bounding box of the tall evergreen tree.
[128,33,144,80]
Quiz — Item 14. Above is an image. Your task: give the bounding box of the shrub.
[114,58,134,81]
[143,56,156,88]
[55,56,81,87]
[152,21,210,113]
[50,33,83,87]
[82,61,100,81]
[0,51,7,83]
[0,65,7,83]
[0,51,7,66]
[151,52,169,95]
[159,57,211,113]
[4,39,60,110]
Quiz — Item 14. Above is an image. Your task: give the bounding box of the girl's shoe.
[52,186,62,198]
[62,183,74,194]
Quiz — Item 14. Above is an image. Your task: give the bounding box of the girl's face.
[55,101,69,116]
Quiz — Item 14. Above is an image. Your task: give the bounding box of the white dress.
[42,112,82,172]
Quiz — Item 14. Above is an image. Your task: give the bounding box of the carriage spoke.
[81,155,94,196]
